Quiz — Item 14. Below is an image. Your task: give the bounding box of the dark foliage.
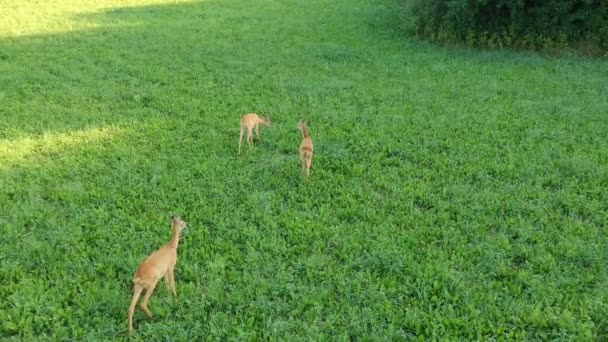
[403,0,608,54]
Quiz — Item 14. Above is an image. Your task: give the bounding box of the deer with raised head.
[297,120,313,179]
[239,113,270,155]
[128,216,187,336]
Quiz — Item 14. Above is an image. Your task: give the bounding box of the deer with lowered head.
[239,113,270,155]
[128,215,187,336]
[298,120,313,179]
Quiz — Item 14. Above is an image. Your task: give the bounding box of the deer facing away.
[298,120,313,179]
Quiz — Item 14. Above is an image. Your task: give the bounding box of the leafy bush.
[401,0,608,54]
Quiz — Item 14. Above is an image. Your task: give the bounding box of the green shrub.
[402,0,608,54]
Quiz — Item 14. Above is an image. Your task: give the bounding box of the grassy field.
[1,0,607,340]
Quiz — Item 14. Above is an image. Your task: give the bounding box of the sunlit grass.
[0,126,123,169]
[0,0,192,37]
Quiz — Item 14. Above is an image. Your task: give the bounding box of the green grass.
[1,0,607,340]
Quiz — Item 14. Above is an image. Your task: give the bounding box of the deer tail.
[299,121,308,138]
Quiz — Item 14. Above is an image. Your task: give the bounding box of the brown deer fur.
[128,216,187,335]
[239,113,270,155]
[298,120,313,179]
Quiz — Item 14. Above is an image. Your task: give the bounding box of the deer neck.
[168,226,181,249]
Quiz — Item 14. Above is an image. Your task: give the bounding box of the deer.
[297,120,313,179]
[128,216,187,335]
[239,113,270,155]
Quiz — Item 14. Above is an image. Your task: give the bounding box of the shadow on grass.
[2,0,606,141]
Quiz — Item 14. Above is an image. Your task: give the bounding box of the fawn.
[239,113,270,155]
[128,216,187,336]
[297,120,313,179]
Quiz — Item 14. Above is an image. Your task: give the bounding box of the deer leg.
[306,160,311,178]
[307,155,313,176]
[167,268,176,297]
[247,127,253,150]
[128,284,144,336]
[140,279,159,318]
[164,273,172,296]
[238,127,244,155]
[300,152,306,172]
